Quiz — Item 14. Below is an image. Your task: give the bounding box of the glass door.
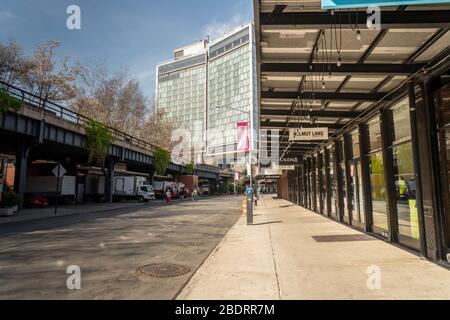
[349,161,365,227]
[435,80,450,255]
[388,98,421,250]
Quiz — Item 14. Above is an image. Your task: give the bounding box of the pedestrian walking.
[165,188,172,205]
[191,188,199,202]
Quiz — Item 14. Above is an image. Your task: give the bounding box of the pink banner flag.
[237,121,250,153]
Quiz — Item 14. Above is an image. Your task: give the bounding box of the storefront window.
[329,147,336,217]
[389,98,420,242]
[369,151,388,230]
[366,117,388,231]
[368,119,382,151]
[349,129,364,225]
[315,165,320,212]
[392,98,412,145]
[341,163,347,214]
[321,152,327,215]
[351,130,360,159]
[339,138,347,218]
[393,143,419,240]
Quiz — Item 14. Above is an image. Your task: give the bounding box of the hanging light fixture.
[356,29,362,41]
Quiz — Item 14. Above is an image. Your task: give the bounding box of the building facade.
[254,0,450,265]
[156,24,259,165]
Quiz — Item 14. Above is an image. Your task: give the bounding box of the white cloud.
[202,14,248,41]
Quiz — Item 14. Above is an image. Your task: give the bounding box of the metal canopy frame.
[255,0,450,158]
[260,10,450,29]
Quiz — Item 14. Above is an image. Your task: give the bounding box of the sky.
[0,0,254,99]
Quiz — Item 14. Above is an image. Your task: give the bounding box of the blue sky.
[0,0,253,99]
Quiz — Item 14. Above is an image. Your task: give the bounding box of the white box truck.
[25,176,77,201]
[98,176,155,202]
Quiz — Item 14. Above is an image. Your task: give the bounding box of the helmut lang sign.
[289,128,329,141]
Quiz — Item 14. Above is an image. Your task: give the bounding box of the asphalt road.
[0,196,241,300]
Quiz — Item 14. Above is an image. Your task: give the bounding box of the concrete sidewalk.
[178,196,450,300]
[0,202,149,225]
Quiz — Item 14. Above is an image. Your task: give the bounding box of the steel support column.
[318,151,324,215]
[324,148,331,218]
[343,133,353,225]
[380,108,398,243]
[105,157,116,204]
[14,140,33,209]
[334,140,344,222]
[311,156,321,213]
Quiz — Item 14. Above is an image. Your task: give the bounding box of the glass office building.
[156,42,207,147]
[156,24,258,165]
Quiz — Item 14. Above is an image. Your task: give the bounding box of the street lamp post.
[216,105,255,225]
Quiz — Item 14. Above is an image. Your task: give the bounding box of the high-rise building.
[156,23,258,165]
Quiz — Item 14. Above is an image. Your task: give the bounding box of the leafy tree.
[0,89,21,114]
[75,66,148,137]
[22,40,80,104]
[85,120,112,167]
[186,162,195,175]
[139,108,175,150]
[155,148,171,176]
[0,40,34,88]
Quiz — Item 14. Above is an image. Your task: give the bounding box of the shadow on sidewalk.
[250,221,283,226]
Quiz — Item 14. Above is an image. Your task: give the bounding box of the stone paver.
[178,196,450,300]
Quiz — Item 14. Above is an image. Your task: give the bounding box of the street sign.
[322,0,450,9]
[279,156,301,166]
[276,165,296,171]
[52,164,67,178]
[289,128,329,141]
[52,163,66,216]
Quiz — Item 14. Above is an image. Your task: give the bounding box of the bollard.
[242,197,248,216]
[247,196,253,225]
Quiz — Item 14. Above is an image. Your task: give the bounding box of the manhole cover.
[137,264,190,278]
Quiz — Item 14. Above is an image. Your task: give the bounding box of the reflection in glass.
[350,162,364,224]
[368,118,382,151]
[341,163,348,218]
[357,162,365,224]
[369,152,388,230]
[315,168,320,212]
[350,130,360,158]
[330,166,336,216]
[393,143,420,240]
[322,166,327,215]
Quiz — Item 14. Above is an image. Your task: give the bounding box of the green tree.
[0,89,21,114]
[155,148,171,176]
[186,162,195,175]
[85,120,112,167]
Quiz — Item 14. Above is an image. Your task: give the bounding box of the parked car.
[199,183,210,196]
[25,196,49,208]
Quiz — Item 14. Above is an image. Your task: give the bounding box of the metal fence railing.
[0,80,160,155]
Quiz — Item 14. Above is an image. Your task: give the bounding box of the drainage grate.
[312,234,375,243]
[137,263,190,278]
